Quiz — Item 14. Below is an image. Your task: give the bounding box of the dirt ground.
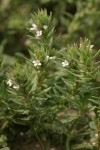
[7,125,65,150]
[9,133,65,150]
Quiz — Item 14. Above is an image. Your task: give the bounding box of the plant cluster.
[0,10,100,150]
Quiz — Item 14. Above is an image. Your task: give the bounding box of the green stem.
[0,121,8,133]
[35,134,45,150]
[66,136,70,150]
[33,131,44,149]
[45,140,50,150]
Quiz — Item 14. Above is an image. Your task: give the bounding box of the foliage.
[0,10,100,150]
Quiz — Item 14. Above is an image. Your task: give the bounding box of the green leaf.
[72,142,93,149]
[89,122,96,130]
[39,87,51,94]
[92,49,100,59]
[0,147,10,150]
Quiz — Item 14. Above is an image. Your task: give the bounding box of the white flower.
[62,60,69,67]
[46,55,50,61]
[32,60,41,66]
[7,79,19,89]
[7,79,13,87]
[36,30,42,37]
[90,45,94,50]
[13,85,19,89]
[43,25,48,30]
[30,23,37,31]
[49,56,56,60]
[46,55,56,61]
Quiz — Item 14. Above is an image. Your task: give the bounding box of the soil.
[8,133,65,150]
[9,137,64,150]
[6,125,65,150]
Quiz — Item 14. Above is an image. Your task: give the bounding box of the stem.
[45,139,50,150]
[66,136,70,150]
[35,134,45,150]
[34,129,45,150]
[0,121,8,133]
[76,125,88,134]
[70,118,79,131]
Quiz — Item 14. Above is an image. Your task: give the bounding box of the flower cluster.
[46,55,56,61]
[36,30,42,37]
[62,60,69,67]
[7,79,12,87]
[32,57,69,68]
[30,23,37,31]
[32,60,41,66]
[79,42,94,51]
[30,23,48,38]
[87,45,94,51]
[7,79,19,90]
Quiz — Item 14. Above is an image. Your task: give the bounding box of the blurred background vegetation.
[0,0,100,75]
